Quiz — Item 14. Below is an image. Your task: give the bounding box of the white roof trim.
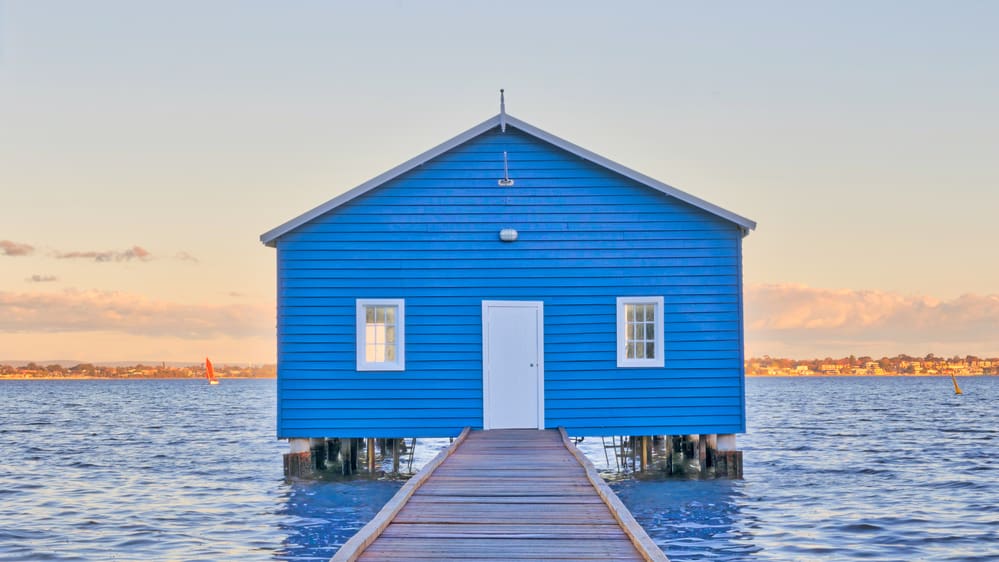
[260,114,502,246]
[504,115,757,233]
[260,113,756,246]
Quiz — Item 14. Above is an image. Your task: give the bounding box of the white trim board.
[616,296,665,368]
[260,113,756,246]
[481,300,545,430]
[355,298,406,372]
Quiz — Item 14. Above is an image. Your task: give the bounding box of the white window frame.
[616,296,665,368]
[356,299,405,371]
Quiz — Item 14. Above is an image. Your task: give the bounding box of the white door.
[482,301,544,429]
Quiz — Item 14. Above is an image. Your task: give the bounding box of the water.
[610,377,999,561]
[1,377,997,561]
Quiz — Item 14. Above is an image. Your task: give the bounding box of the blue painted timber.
[270,124,748,439]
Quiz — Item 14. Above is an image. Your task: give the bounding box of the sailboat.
[205,357,220,385]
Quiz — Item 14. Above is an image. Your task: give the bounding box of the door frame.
[481,300,545,430]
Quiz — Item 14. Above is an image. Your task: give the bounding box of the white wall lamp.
[499,228,518,242]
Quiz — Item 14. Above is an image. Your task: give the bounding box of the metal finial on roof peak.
[499,89,507,133]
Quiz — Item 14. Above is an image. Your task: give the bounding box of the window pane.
[635,324,645,340]
[646,343,655,359]
[645,305,655,322]
[647,324,655,340]
[359,301,404,369]
[636,342,646,359]
[626,342,635,359]
[626,305,635,322]
[626,324,635,340]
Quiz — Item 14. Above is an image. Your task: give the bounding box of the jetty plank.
[332,428,668,562]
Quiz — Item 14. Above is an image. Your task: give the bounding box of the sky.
[1,1,997,363]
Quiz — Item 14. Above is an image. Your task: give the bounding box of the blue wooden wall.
[274,126,746,439]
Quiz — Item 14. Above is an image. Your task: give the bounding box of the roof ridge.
[260,113,755,246]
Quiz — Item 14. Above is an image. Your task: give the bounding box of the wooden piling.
[716,434,743,479]
[664,435,675,475]
[682,434,695,460]
[718,451,734,478]
[367,437,376,473]
[284,451,312,479]
[704,434,717,478]
[284,438,314,479]
[341,438,352,475]
[664,435,675,474]
[729,451,743,478]
[696,435,706,475]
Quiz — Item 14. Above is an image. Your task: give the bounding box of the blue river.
[1,377,996,561]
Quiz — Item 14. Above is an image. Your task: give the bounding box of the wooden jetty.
[332,428,667,561]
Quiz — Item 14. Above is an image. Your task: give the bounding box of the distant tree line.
[0,363,276,379]
[747,354,998,376]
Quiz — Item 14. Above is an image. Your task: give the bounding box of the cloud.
[1,240,35,256]
[174,251,199,263]
[0,289,273,339]
[55,245,152,262]
[746,283,999,357]
[26,275,58,283]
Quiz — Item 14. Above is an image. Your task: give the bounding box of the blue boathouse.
[262,102,755,476]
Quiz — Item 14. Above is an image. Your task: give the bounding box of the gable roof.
[260,113,756,246]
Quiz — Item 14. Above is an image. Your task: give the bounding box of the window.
[356,299,405,371]
[617,296,664,368]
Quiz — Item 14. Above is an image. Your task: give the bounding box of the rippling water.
[1,377,996,561]
[613,377,999,561]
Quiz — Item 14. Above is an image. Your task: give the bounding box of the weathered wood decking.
[332,428,668,561]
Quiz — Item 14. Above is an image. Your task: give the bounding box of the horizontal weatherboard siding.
[274,126,745,438]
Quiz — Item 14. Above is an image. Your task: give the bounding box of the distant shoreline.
[747,373,994,378]
[1,363,276,380]
[4,374,992,381]
[0,376,276,381]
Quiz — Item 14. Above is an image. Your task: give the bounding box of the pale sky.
[1,1,997,362]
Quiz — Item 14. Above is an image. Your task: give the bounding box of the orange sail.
[206,357,219,384]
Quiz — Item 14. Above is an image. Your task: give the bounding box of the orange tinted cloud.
[1,240,34,256]
[746,283,999,356]
[54,245,152,262]
[0,289,273,339]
